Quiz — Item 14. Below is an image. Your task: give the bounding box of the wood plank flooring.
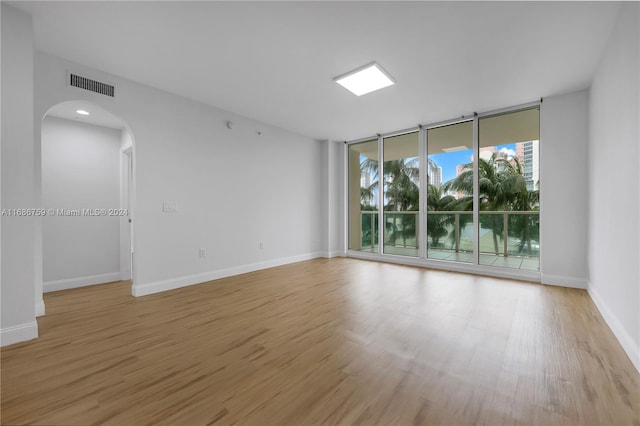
[2,258,639,425]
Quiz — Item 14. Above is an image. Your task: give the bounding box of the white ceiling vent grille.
[69,73,115,97]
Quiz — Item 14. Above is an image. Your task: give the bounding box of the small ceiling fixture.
[442,146,468,153]
[334,62,395,96]
[76,109,90,116]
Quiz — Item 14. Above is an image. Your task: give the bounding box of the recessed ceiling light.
[334,62,395,96]
[76,110,90,116]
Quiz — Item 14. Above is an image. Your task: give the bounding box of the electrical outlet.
[198,248,206,258]
[259,242,264,250]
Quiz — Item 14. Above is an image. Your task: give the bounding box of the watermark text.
[2,208,128,217]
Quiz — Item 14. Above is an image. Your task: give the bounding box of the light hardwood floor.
[2,258,639,425]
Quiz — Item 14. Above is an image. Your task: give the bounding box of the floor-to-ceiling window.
[383,132,419,257]
[426,121,474,263]
[348,138,379,253]
[478,108,540,270]
[346,102,540,277]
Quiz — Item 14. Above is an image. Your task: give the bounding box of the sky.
[429,143,517,183]
[360,143,518,186]
[429,149,473,183]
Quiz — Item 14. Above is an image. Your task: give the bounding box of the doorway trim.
[36,100,137,317]
[120,146,134,281]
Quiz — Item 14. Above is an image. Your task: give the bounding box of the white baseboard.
[132,252,325,297]
[35,299,45,317]
[44,272,122,293]
[346,250,541,283]
[326,251,346,258]
[541,273,587,289]
[1,321,38,347]
[588,285,640,373]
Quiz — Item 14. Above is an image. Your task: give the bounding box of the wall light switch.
[162,201,177,212]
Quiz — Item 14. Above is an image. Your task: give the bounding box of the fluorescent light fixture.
[442,145,468,153]
[334,62,395,96]
[76,109,90,116]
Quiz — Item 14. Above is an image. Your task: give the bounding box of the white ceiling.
[13,1,621,141]
[46,100,126,130]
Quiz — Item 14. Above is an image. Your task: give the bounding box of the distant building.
[479,146,497,161]
[360,172,375,206]
[516,140,540,190]
[428,162,442,188]
[360,172,371,191]
[454,164,467,199]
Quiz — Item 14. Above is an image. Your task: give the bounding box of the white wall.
[0,4,38,345]
[588,2,640,372]
[326,140,346,257]
[34,52,325,298]
[41,116,122,291]
[540,90,589,288]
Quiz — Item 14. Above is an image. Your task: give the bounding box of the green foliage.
[382,159,419,246]
[426,185,454,247]
[359,152,539,255]
[443,153,539,254]
[360,212,378,248]
[380,158,419,212]
[359,157,421,212]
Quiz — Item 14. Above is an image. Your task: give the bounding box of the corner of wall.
[540,274,587,289]
[588,284,640,373]
[44,272,122,293]
[1,321,38,347]
[326,250,347,258]
[35,299,45,317]
[586,1,640,374]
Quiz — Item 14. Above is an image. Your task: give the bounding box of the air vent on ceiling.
[69,73,115,97]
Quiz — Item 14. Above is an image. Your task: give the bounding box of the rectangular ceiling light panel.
[334,62,395,96]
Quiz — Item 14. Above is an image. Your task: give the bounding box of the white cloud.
[499,147,516,158]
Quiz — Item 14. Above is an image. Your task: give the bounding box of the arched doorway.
[39,100,135,300]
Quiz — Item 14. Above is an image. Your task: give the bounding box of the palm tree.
[426,184,456,248]
[427,184,474,250]
[509,161,539,255]
[360,157,420,211]
[360,158,379,208]
[359,158,380,247]
[381,158,419,211]
[444,153,528,254]
[383,158,419,247]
